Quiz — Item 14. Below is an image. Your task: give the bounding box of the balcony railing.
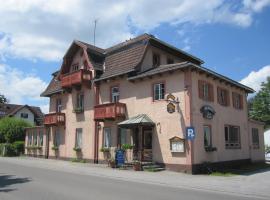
[61,69,92,88]
[44,113,65,126]
[94,102,126,121]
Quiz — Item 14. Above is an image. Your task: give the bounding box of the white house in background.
[265,129,270,147]
[0,103,44,125]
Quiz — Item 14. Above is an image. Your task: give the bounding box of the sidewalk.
[1,157,270,199]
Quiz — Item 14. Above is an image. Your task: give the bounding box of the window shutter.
[217,87,221,104]
[198,80,203,99]
[232,92,236,108]
[226,90,230,106]
[239,94,243,109]
[208,84,214,102]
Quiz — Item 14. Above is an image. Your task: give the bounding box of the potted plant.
[121,144,134,151]
[100,147,110,153]
[73,107,84,113]
[51,146,59,151]
[73,147,82,152]
[108,158,116,168]
[133,160,142,171]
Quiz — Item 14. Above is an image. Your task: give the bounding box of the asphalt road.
[0,159,266,200]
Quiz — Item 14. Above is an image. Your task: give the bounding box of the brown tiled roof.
[100,39,148,80]
[0,103,44,125]
[42,33,204,95]
[40,71,62,97]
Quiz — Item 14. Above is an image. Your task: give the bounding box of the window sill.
[152,99,166,103]
[205,146,217,152]
[73,108,84,113]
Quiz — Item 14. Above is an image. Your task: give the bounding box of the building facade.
[25,34,265,173]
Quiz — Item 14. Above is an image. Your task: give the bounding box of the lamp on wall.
[97,123,101,130]
[156,122,161,134]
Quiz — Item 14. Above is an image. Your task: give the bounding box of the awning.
[118,114,155,128]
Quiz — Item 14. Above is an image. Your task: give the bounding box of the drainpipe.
[94,83,100,163]
[45,127,50,159]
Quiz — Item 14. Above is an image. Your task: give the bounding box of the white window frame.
[103,128,111,148]
[76,93,84,109]
[153,83,165,101]
[111,86,119,103]
[225,125,241,149]
[54,129,61,147]
[56,98,62,113]
[203,125,212,148]
[252,128,259,149]
[75,128,83,148]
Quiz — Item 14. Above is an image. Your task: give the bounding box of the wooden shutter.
[217,87,221,105]
[198,80,204,99]
[239,94,243,109]
[226,90,230,106]
[208,83,214,102]
[232,92,236,108]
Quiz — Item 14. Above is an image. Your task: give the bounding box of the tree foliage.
[249,77,270,129]
[0,117,32,143]
[0,94,8,104]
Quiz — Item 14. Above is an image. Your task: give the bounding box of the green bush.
[0,117,32,143]
[13,141,25,155]
[0,143,16,157]
[121,144,134,150]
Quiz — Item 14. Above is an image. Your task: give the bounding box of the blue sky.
[0,0,270,113]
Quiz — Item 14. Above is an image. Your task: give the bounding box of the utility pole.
[94,19,98,46]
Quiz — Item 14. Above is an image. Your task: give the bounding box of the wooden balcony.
[61,69,92,88]
[94,102,126,121]
[44,113,65,126]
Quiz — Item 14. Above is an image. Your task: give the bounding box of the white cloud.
[0,0,269,61]
[0,64,49,113]
[240,65,270,92]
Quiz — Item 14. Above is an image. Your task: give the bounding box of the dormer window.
[153,53,160,67]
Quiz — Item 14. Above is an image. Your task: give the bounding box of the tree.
[0,94,8,104]
[249,77,270,129]
[0,117,32,143]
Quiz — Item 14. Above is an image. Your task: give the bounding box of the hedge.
[0,141,25,157]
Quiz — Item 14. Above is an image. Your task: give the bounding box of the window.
[103,128,111,148]
[119,128,128,145]
[167,58,174,64]
[75,128,83,148]
[39,130,43,146]
[56,98,62,113]
[217,87,229,106]
[252,128,259,149]
[232,92,243,109]
[21,113,28,118]
[72,63,79,71]
[54,129,61,147]
[111,86,119,103]
[153,83,165,101]
[76,93,84,110]
[203,125,212,148]
[153,53,160,67]
[198,80,214,102]
[224,125,241,149]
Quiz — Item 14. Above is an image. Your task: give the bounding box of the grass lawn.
[209,162,270,177]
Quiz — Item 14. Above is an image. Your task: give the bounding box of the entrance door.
[142,128,152,162]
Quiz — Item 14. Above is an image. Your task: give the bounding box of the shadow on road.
[0,174,31,192]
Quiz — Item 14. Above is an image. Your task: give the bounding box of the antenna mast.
[94,19,98,46]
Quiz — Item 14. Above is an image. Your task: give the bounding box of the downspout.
[45,127,50,159]
[184,69,194,173]
[94,82,100,163]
